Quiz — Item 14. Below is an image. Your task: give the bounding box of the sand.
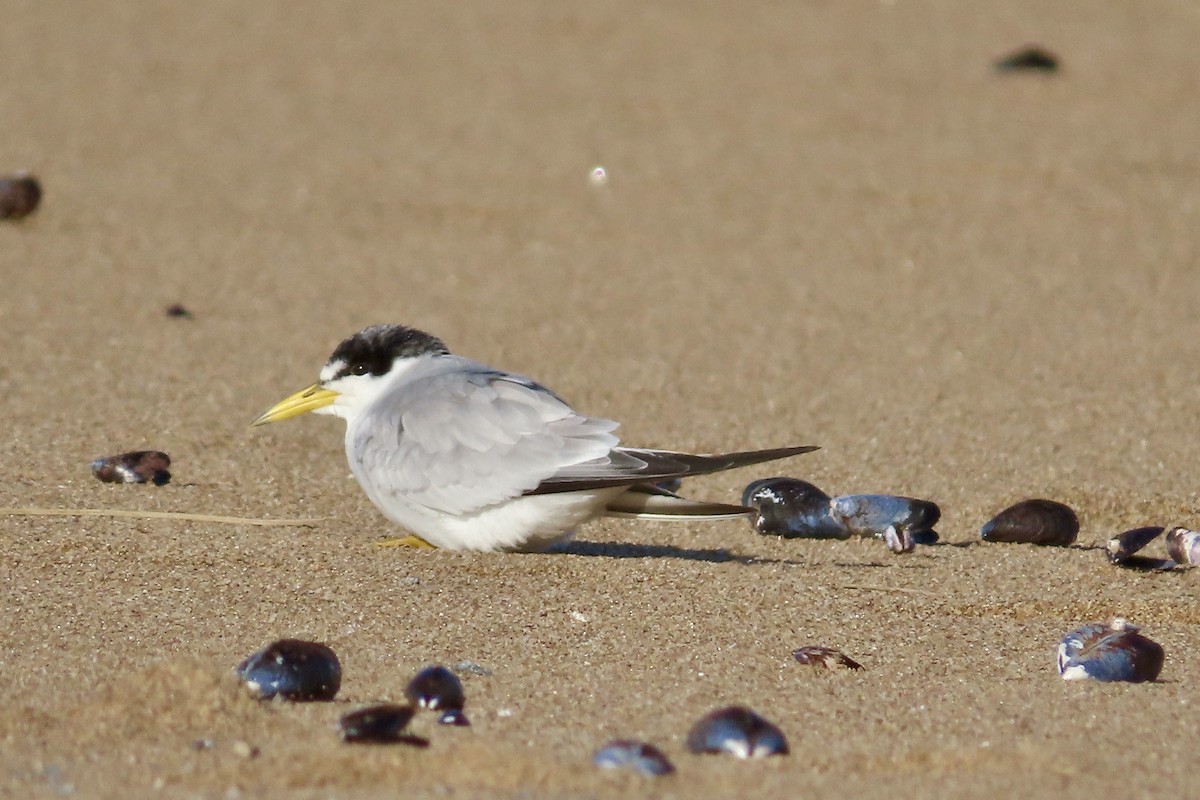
[3,1,1200,797]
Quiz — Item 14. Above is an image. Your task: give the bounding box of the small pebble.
[165,303,194,319]
[405,665,465,711]
[994,45,1059,73]
[741,477,849,539]
[1106,526,1165,565]
[792,645,864,671]
[338,704,424,744]
[1058,618,1164,683]
[980,499,1078,546]
[91,450,171,486]
[1165,527,1200,566]
[0,173,41,219]
[829,493,940,553]
[235,639,341,701]
[437,708,470,727]
[593,740,675,776]
[685,706,789,758]
[589,166,609,186]
[230,740,260,759]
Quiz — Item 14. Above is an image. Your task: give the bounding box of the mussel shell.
[405,665,465,711]
[593,740,675,776]
[91,450,172,485]
[828,494,940,539]
[741,477,849,539]
[1165,527,1200,566]
[338,704,421,744]
[980,499,1078,546]
[1106,526,1165,564]
[685,706,789,758]
[1057,619,1164,683]
[0,173,41,219]
[235,639,341,701]
[792,645,864,671]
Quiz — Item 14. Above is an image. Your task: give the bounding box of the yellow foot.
[373,534,438,550]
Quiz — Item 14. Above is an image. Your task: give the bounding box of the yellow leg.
[373,534,438,550]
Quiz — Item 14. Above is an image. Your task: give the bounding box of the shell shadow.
[553,540,802,566]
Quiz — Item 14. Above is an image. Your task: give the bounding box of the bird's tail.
[618,445,819,479]
[603,483,753,520]
[603,444,819,520]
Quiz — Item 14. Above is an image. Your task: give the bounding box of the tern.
[252,324,817,552]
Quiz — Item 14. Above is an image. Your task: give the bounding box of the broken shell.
[235,639,341,701]
[1106,526,1165,564]
[994,45,1059,73]
[405,665,465,711]
[0,173,41,219]
[685,706,789,758]
[593,740,675,776]
[90,450,171,486]
[741,478,849,539]
[980,499,1078,546]
[792,645,864,671]
[338,705,424,744]
[1165,527,1200,566]
[1057,619,1164,683]
[829,494,940,552]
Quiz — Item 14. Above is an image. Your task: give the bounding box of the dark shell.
[593,740,675,776]
[405,665,465,711]
[437,708,470,727]
[338,705,422,744]
[1106,526,1165,564]
[91,450,172,486]
[165,303,194,319]
[792,645,864,671]
[235,639,341,701]
[829,494,940,552]
[980,499,1078,546]
[685,706,789,758]
[0,173,41,219]
[1058,619,1164,683]
[994,46,1059,73]
[741,477,849,539]
[1165,527,1200,566]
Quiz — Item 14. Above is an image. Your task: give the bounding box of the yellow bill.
[251,383,339,426]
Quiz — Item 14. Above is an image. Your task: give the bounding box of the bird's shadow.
[552,539,802,565]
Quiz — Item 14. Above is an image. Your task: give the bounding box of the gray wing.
[349,365,623,516]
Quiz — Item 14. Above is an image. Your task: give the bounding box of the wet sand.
[3,2,1200,797]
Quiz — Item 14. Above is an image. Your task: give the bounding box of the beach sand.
[3,2,1200,797]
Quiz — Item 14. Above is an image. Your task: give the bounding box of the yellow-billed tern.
[252,324,817,552]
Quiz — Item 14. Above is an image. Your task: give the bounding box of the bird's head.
[251,324,450,426]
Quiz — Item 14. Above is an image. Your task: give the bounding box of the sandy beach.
[3,2,1200,797]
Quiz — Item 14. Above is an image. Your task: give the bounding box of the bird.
[251,324,818,552]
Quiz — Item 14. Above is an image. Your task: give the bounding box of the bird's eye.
[351,363,370,376]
